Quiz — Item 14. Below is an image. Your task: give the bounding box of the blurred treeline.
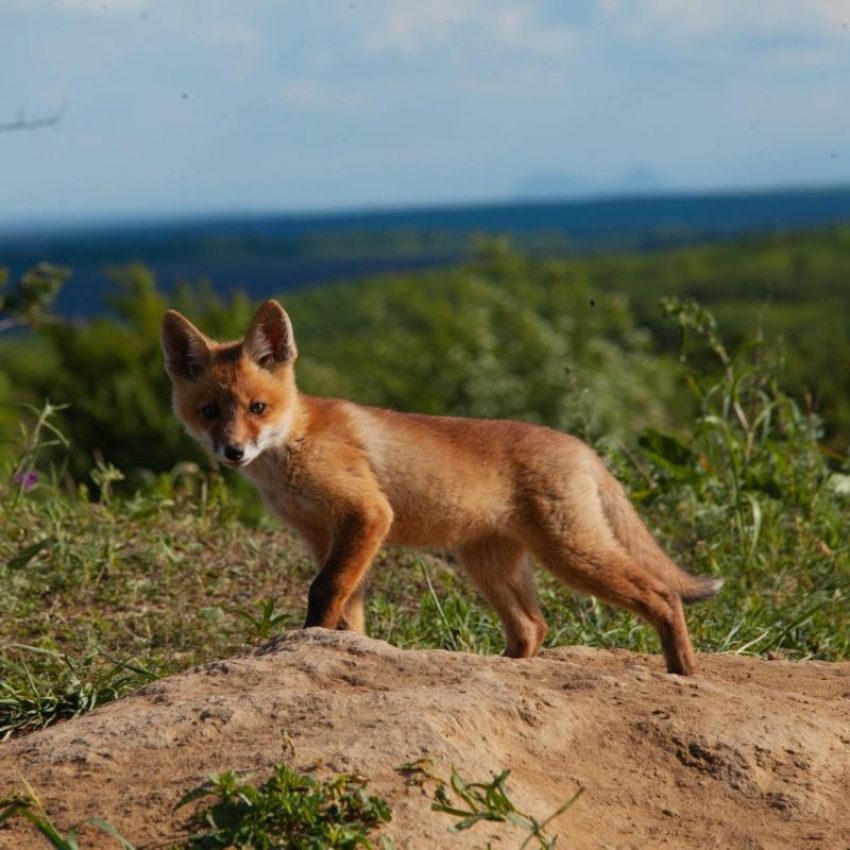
[1,228,849,482]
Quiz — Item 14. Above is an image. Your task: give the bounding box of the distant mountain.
[2,186,849,318]
[612,166,664,195]
[513,172,595,200]
[513,166,664,200]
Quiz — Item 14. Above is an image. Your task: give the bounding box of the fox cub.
[162,300,720,674]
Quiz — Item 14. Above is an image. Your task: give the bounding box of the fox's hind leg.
[530,534,696,674]
[458,536,547,658]
[515,468,699,674]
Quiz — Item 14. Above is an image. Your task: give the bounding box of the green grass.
[2,302,849,743]
[0,648,156,740]
[2,762,580,850]
[0,788,135,849]
[400,760,583,849]
[1,300,849,745]
[0,766,392,850]
[0,302,849,849]
[172,765,392,850]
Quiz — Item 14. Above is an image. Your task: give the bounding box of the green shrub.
[173,765,391,850]
[2,251,680,479]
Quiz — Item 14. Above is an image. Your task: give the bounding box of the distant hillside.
[2,186,849,318]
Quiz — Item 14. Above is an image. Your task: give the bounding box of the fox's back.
[339,401,594,548]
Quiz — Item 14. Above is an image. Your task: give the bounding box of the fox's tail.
[680,574,724,603]
[597,471,723,604]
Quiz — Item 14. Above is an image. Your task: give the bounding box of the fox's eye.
[249,402,266,415]
[201,406,218,419]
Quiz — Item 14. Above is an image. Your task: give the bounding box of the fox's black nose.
[224,443,244,462]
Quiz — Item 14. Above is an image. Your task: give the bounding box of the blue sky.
[2,0,850,225]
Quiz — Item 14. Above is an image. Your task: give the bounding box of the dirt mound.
[1,630,849,849]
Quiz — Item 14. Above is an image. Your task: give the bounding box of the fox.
[161,299,721,675]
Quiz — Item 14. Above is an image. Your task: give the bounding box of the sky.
[1,0,850,226]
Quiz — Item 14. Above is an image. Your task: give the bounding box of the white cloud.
[197,20,260,49]
[59,0,145,9]
[489,6,577,56]
[278,79,369,112]
[600,0,850,41]
[1,0,151,13]
[364,0,477,55]
[365,0,576,57]
[765,44,846,67]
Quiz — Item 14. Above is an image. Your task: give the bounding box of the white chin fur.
[255,416,294,452]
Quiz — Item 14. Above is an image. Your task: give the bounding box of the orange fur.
[162,300,721,675]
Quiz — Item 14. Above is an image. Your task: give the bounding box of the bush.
[2,250,681,479]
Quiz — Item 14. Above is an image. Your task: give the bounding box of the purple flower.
[15,471,38,491]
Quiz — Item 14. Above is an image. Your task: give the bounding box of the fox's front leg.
[300,528,367,633]
[338,585,367,633]
[305,505,392,630]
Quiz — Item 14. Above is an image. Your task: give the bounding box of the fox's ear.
[161,310,212,380]
[243,300,297,370]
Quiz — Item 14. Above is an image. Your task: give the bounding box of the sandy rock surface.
[1,629,849,849]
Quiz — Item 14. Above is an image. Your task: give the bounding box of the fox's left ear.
[244,300,297,370]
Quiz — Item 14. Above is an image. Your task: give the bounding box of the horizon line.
[2,180,849,240]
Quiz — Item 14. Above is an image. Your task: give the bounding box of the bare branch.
[0,317,26,333]
[0,102,69,133]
